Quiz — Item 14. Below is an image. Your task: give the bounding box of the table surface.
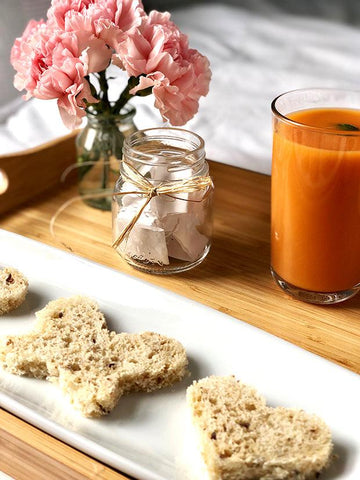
[0,158,359,480]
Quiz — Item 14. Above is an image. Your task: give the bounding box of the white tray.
[0,229,359,480]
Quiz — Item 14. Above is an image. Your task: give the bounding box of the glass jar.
[112,128,214,274]
[76,104,137,211]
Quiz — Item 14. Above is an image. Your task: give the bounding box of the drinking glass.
[271,88,360,304]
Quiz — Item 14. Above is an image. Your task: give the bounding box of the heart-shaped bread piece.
[186,376,333,480]
[0,296,188,417]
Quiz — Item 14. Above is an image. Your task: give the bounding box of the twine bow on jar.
[112,160,214,249]
[50,158,214,251]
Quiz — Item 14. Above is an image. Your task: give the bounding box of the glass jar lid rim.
[123,127,206,166]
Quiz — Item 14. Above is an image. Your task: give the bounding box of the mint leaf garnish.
[336,123,360,131]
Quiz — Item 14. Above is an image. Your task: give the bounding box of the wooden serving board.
[0,137,359,479]
[0,131,77,215]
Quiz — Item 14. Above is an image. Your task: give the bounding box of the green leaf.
[336,123,360,131]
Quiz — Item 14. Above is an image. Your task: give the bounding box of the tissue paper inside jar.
[115,155,210,265]
[115,187,209,265]
[115,208,170,265]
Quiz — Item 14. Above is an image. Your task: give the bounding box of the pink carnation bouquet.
[11,0,211,129]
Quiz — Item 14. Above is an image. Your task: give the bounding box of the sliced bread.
[0,267,28,315]
[186,376,333,480]
[0,296,189,417]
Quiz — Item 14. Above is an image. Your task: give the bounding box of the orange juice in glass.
[271,88,360,304]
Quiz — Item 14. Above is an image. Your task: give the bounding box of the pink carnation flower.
[116,12,185,78]
[11,19,51,98]
[47,0,145,68]
[11,20,98,128]
[47,0,92,30]
[48,0,145,42]
[116,11,211,125]
[61,12,113,72]
[11,1,211,129]
[11,1,147,128]
[152,50,211,126]
[47,0,146,81]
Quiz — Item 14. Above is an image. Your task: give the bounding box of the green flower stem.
[111,76,153,114]
[86,76,97,97]
[98,70,110,110]
[84,74,153,115]
[101,153,109,190]
[111,76,138,114]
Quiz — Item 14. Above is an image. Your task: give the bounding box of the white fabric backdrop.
[2,2,360,174]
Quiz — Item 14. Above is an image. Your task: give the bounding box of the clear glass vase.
[112,128,214,274]
[75,105,137,211]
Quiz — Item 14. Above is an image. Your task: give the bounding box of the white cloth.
[2,2,360,174]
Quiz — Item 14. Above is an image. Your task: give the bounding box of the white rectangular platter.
[0,229,359,480]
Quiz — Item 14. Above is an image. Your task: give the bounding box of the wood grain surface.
[0,148,359,479]
[0,132,77,215]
